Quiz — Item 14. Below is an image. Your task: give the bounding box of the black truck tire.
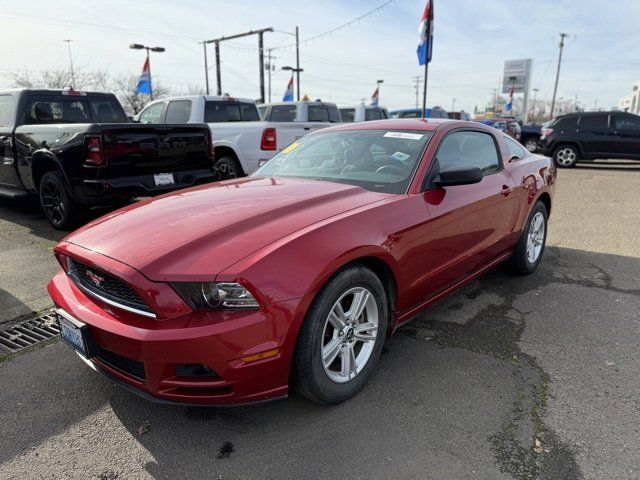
[39,171,84,230]
[214,157,243,180]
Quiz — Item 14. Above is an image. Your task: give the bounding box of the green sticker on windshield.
[390,151,410,162]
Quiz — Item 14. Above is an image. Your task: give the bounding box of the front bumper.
[75,168,219,206]
[48,269,301,405]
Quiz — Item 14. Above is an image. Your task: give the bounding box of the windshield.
[252,129,432,194]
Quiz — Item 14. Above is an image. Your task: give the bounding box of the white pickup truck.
[136,96,339,178]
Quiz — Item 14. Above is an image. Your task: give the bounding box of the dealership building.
[619,81,640,114]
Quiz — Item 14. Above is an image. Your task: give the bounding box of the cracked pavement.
[1,161,639,479]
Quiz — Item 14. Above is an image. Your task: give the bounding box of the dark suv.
[538,111,640,167]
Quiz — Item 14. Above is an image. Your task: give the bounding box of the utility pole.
[258,32,266,103]
[492,88,498,115]
[295,26,301,101]
[265,49,275,103]
[413,76,422,108]
[201,42,209,95]
[451,97,456,112]
[550,32,568,119]
[63,40,75,89]
[530,87,539,123]
[215,42,221,95]
[574,93,578,112]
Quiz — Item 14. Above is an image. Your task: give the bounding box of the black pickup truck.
[0,89,218,228]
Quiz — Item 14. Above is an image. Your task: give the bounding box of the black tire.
[214,156,243,180]
[524,138,538,153]
[508,201,548,274]
[553,144,579,168]
[293,265,388,405]
[39,170,83,230]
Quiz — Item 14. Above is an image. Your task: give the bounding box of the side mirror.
[434,166,483,187]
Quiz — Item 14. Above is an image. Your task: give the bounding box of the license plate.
[154,173,175,186]
[57,310,89,357]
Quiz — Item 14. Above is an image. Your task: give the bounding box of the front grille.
[96,347,146,381]
[68,260,153,316]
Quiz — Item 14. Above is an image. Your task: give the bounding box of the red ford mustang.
[48,119,556,405]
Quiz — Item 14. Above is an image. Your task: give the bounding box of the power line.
[270,0,394,50]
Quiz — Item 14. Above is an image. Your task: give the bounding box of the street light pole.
[202,42,210,95]
[550,32,568,119]
[63,40,75,89]
[129,43,165,100]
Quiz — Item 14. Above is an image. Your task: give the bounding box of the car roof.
[149,95,256,103]
[317,118,480,133]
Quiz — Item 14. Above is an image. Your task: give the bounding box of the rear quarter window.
[165,100,192,123]
[365,108,384,121]
[269,105,297,122]
[340,109,355,122]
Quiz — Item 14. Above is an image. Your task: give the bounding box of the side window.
[340,109,355,122]
[365,109,383,121]
[269,105,296,122]
[504,136,526,159]
[0,95,14,126]
[308,106,330,122]
[613,115,640,131]
[578,115,609,133]
[240,103,260,121]
[436,131,501,175]
[138,103,165,124]
[164,100,191,123]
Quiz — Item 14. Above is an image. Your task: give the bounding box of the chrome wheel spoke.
[348,289,370,321]
[340,343,357,379]
[322,337,342,368]
[328,303,347,330]
[353,322,377,342]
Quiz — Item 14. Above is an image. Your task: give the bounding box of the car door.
[415,129,519,297]
[611,114,640,158]
[576,114,614,158]
[0,93,20,187]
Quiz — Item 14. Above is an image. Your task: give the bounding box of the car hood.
[65,177,390,281]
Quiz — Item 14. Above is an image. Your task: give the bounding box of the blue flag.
[282,76,294,102]
[417,0,433,66]
[136,58,151,95]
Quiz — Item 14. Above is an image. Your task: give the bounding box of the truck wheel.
[524,138,538,152]
[39,171,83,230]
[214,157,243,180]
[553,144,579,168]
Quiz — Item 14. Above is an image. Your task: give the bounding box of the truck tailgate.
[100,123,212,176]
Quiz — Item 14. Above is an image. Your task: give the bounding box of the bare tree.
[108,73,171,114]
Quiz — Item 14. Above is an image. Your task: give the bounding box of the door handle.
[303,127,311,131]
[501,185,513,196]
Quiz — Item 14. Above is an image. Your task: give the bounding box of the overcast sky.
[1,0,639,112]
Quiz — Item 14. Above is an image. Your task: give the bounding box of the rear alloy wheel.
[39,170,83,230]
[553,145,579,168]
[293,266,388,404]
[508,201,548,274]
[524,138,538,153]
[214,156,243,180]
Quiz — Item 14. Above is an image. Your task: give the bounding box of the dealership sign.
[502,58,532,94]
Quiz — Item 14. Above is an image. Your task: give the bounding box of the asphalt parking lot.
[1,161,639,480]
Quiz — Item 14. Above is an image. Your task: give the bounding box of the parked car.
[389,106,449,119]
[538,111,640,167]
[137,96,338,178]
[0,89,216,229]
[49,118,555,406]
[448,110,472,121]
[339,105,389,122]
[481,117,522,141]
[520,124,542,152]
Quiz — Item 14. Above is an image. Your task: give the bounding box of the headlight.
[171,282,259,310]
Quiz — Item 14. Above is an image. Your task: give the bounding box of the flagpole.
[421,0,432,118]
[146,48,153,100]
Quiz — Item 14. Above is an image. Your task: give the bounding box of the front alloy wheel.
[554,145,579,167]
[321,287,378,383]
[293,265,388,404]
